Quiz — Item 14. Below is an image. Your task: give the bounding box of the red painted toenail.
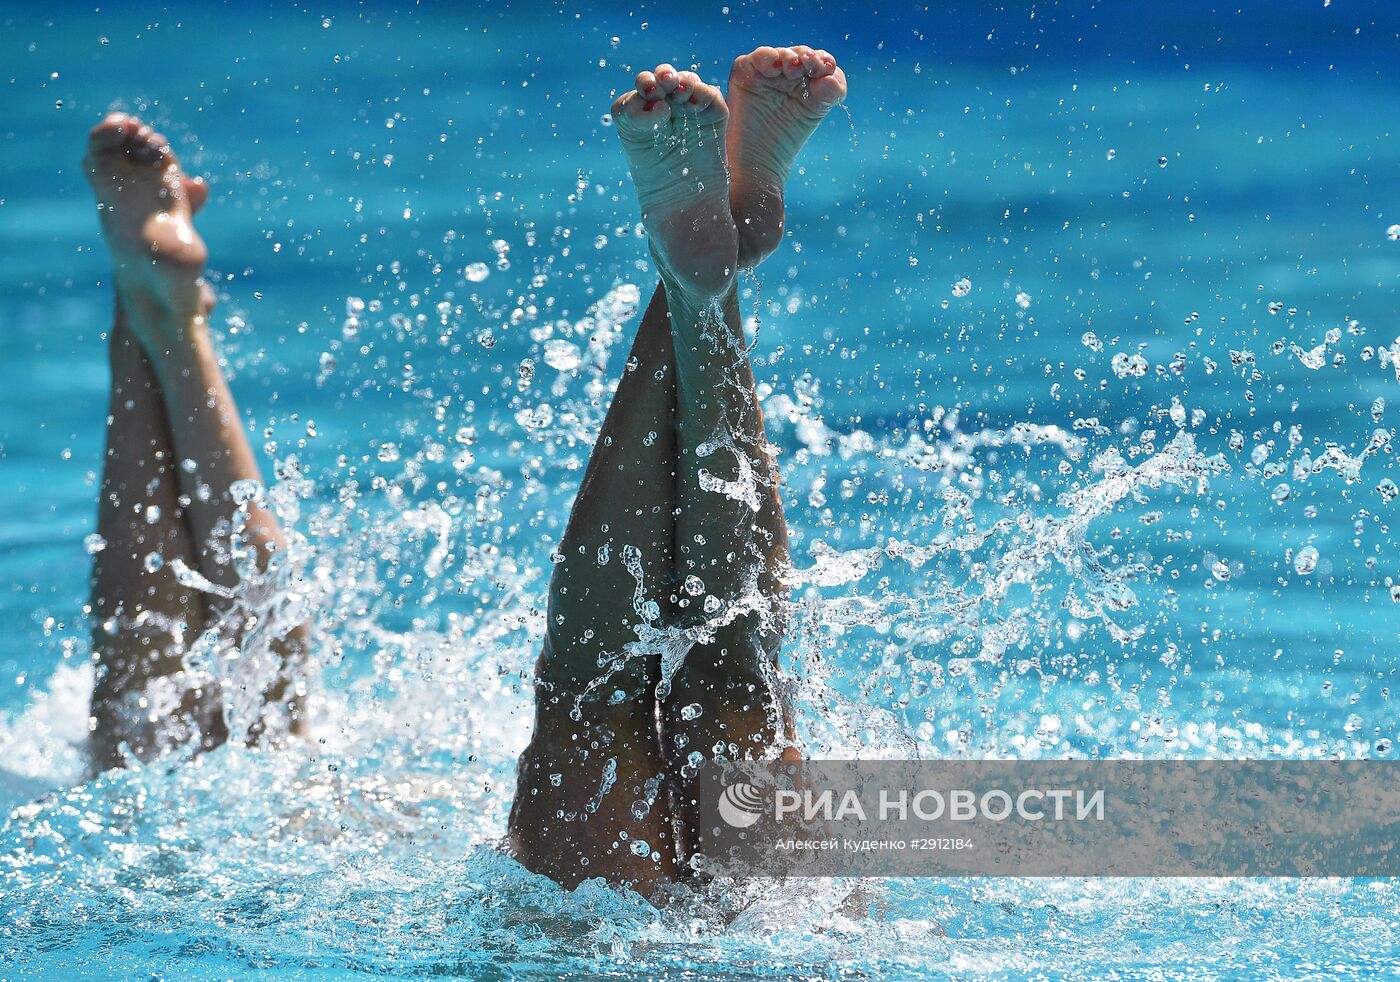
[645,84,657,94]
[771,59,782,68]
[688,94,699,104]
[791,58,801,66]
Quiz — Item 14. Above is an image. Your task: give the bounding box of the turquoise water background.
[1,2,1398,977]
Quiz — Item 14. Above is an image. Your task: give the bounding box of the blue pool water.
[2,1,1399,977]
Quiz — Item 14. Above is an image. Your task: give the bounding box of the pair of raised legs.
[79,45,846,898]
[508,47,846,893]
[83,115,307,769]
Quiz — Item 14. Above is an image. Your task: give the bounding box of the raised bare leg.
[656,280,798,865]
[509,66,741,893]
[84,112,308,753]
[661,46,847,856]
[88,309,227,770]
[509,285,684,891]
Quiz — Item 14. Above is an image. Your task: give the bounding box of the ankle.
[118,297,211,364]
[731,175,786,269]
[658,257,739,315]
[737,215,784,267]
[736,230,779,270]
[119,288,206,331]
[648,206,739,301]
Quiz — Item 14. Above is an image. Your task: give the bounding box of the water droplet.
[1387,224,1400,242]
[491,239,511,270]
[84,533,107,555]
[464,262,490,283]
[1295,344,1327,370]
[143,552,164,573]
[680,703,703,721]
[1110,352,1148,378]
[540,339,582,373]
[950,277,972,298]
[1169,397,1187,427]
[1293,545,1319,576]
[234,479,266,507]
[514,404,554,431]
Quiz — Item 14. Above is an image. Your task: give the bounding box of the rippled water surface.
[2,3,1399,978]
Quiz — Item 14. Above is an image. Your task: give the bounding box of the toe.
[186,176,210,213]
[810,49,838,78]
[612,89,670,135]
[751,46,785,79]
[654,64,681,96]
[84,114,132,176]
[778,48,805,79]
[122,117,150,147]
[88,112,133,149]
[808,63,848,107]
[797,47,825,78]
[635,70,661,101]
[665,71,698,107]
[126,131,168,166]
[668,72,725,120]
[134,124,177,169]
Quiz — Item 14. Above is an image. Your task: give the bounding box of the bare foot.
[612,65,737,299]
[727,45,847,268]
[84,112,213,343]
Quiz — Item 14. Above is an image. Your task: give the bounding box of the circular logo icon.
[718,782,766,829]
